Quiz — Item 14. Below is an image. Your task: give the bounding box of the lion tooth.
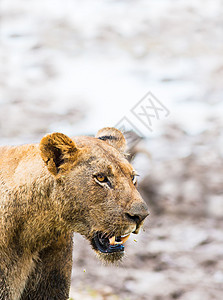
[120,234,130,244]
[109,236,116,245]
[109,234,131,246]
[121,233,130,238]
[113,234,131,245]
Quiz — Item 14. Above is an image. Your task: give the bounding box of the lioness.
[0,127,149,300]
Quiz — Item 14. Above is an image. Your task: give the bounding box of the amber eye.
[95,174,108,183]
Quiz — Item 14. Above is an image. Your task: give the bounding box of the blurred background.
[1,0,223,299]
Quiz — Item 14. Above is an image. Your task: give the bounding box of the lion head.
[40,127,149,262]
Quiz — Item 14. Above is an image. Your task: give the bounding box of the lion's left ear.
[96,127,126,153]
[39,132,79,176]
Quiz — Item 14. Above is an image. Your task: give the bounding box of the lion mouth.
[92,232,131,254]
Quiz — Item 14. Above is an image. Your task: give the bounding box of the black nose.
[126,203,149,224]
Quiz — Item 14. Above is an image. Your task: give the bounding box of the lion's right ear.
[96,127,126,153]
[39,132,79,176]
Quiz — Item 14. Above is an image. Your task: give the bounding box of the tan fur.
[0,127,148,299]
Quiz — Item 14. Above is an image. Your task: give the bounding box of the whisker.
[101,232,107,239]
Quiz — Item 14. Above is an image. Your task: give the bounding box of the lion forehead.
[74,137,133,176]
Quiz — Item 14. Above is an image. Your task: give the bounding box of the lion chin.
[97,251,125,264]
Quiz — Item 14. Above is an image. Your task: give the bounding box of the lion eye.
[95,174,108,183]
[131,174,137,185]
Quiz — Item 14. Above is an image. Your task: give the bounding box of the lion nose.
[126,202,149,225]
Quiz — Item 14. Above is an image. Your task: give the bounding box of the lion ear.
[96,127,126,153]
[39,132,79,176]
